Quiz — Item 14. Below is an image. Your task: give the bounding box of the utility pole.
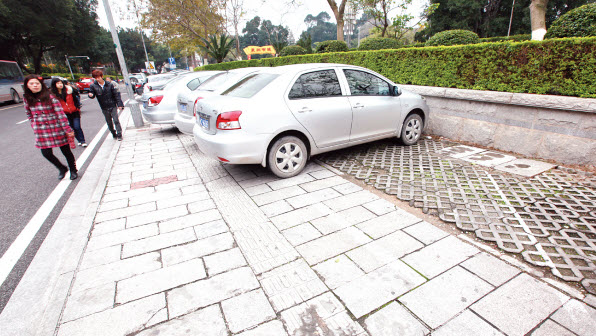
[65,55,75,80]
[101,0,143,127]
[508,0,516,37]
[131,0,150,67]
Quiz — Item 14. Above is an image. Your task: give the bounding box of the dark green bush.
[426,30,480,46]
[480,34,531,43]
[198,37,596,98]
[316,40,348,53]
[280,45,307,56]
[545,3,596,38]
[358,37,402,50]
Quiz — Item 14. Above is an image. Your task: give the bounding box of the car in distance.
[0,60,25,104]
[76,77,94,92]
[193,63,429,178]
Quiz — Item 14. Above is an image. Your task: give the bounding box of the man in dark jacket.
[88,70,124,140]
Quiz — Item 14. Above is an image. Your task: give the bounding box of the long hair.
[50,78,67,101]
[24,74,52,105]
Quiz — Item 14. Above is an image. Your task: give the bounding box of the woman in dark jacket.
[51,78,87,147]
[24,74,78,180]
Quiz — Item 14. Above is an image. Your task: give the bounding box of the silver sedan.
[141,71,220,125]
[193,63,429,178]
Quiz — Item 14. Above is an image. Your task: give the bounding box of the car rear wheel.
[11,89,21,104]
[268,136,308,178]
[400,114,423,146]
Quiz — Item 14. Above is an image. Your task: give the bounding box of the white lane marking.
[0,99,130,286]
[16,119,28,125]
[0,104,23,111]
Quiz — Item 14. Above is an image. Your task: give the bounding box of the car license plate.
[180,103,187,112]
[200,117,209,129]
[143,101,148,108]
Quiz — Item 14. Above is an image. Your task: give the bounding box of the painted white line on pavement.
[16,119,28,125]
[0,99,130,287]
[0,104,23,111]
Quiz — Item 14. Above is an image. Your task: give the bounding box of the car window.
[197,71,246,91]
[187,78,201,91]
[288,70,342,100]
[343,69,391,96]
[222,73,279,98]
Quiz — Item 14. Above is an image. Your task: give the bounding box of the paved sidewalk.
[2,112,596,335]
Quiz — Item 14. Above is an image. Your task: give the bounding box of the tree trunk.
[530,0,548,40]
[327,0,347,41]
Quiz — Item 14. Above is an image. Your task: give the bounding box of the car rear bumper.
[141,107,175,124]
[174,113,194,135]
[192,125,268,164]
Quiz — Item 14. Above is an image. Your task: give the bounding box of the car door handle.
[353,103,364,109]
[297,107,312,113]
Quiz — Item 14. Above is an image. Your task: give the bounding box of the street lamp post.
[65,56,90,80]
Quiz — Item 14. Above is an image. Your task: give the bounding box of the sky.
[97,0,428,41]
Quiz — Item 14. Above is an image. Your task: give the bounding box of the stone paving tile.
[180,184,207,195]
[267,174,315,190]
[58,293,167,336]
[334,260,426,318]
[260,200,294,217]
[363,302,430,336]
[86,224,159,251]
[158,209,222,233]
[221,289,276,333]
[471,274,569,336]
[280,292,365,336]
[347,230,424,273]
[116,258,207,304]
[244,183,273,196]
[309,168,336,180]
[400,266,494,329]
[530,320,575,336]
[125,204,188,228]
[90,218,126,237]
[79,245,121,271]
[101,186,153,203]
[270,203,333,231]
[94,202,156,223]
[154,177,203,191]
[313,255,365,290]
[162,232,234,267]
[460,252,521,287]
[432,310,504,336]
[299,176,348,192]
[135,305,227,336]
[258,259,327,312]
[362,198,397,216]
[98,199,128,213]
[402,221,449,245]
[168,267,260,318]
[296,226,371,265]
[323,190,380,212]
[356,209,422,239]
[61,282,115,323]
[71,252,161,293]
[235,320,288,336]
[402,236,479,278]
[311,206,376,235]
[193,219,229,240]
[156,191,210,209]
[281,223,322,247]
[252,186,306,206]
[286,188,342,209]
[332,182,364,195]
[188,198,217,213]
[122,227,197,258]
[204,248,247,276]
[550,299,596,336]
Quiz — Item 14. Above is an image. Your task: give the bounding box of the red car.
[76,77,94,92]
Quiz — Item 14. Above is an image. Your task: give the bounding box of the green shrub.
[315,40,348,53]
[426,30,480,46]
[358,37,402,50]
[197,37,596,98]
[480,34,531,43]
[545,3,596,38]
[280,45,307,56]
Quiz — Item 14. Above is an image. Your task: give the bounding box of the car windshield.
[148,75,174,83]
[197,71,248,92]
[222,73,279,98]
[81,79,93,83]
[163,75,190,90]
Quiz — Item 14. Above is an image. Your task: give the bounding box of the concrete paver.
[363,302,429,336]
[221,289,276,333]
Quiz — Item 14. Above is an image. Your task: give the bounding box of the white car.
[193,63,430,178]
[174,68,269,134]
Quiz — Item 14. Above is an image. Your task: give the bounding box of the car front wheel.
[267,136,308,178]
[11,89,21,104]
[400,114,423,146]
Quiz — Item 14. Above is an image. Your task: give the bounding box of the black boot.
[58,166,68,179]
[70,170,78,180]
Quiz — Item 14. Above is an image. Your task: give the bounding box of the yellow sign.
[243,45,276,56]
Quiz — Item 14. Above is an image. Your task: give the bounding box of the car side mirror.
[393,86,402,96]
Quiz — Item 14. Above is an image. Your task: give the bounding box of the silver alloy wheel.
[275,142,304,173]
[401,114,423,146]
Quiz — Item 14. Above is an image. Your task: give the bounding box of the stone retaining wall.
[401,85,596,167]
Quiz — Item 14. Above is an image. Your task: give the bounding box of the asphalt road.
[0,88,129,312]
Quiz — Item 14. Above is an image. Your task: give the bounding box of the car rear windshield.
[222,74,279,98]
[148,75,174,83]
[197,71,247,92]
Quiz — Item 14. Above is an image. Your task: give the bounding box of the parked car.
[175,68,268,135]
[193,63,429,178]
[142,73,181,94]
[130,77,143,95]
[131,72,148,85]
[140,71,221,125]
[76,77,94,92]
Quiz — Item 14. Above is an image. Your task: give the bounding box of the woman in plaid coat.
[24,75,78,180]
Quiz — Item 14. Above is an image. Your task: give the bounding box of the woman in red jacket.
[51,78,87,147]
[24,75,78,180]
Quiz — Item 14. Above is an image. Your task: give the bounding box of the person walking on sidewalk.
[23,75,78,180]
[51,78,87,147]
[88,70,124,140]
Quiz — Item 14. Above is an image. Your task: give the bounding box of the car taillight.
[148,86,152,91]
[192,97,203,117]
[216,111,242,130]
[148,95,163,106]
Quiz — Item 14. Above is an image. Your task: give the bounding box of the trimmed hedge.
[358,37,402,51]
[426,30,480,46]
[280,45,307,56]
[546,3,596,38]
[316,40,348,53]
[479,34,531,43]
[197,37,596,98]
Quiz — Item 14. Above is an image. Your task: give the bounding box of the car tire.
[267,136,308,178]
[400,114,423,146]
[11,89,21,104]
